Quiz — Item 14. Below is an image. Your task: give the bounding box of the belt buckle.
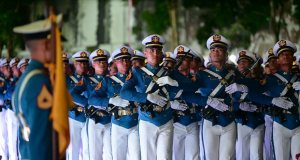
[77,107,83,112]
[152,76,159,82]
[96,111,105,117]
[220,78,227,85]
[154,106,163,112]
[126,110,132,115]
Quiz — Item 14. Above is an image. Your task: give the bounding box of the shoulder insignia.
[76,77,84,86]
[95,81,102,90]
[126,70,132,81]
[260,77,267,85]
[191,74,196,81]
[37,84,53,109]
[0,81,4,87]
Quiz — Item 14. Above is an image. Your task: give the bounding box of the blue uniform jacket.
[248,69,300,130]
[12,60,53,160]
[89,72,138,129]
[180,65,240,127]
[120,63,198,127]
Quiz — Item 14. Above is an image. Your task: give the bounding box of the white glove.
[206,97,228,112]
[292,82,300,90]
[225,83,249,94]
[156,76,179,87]
[147,90,168,106]
[239,102,257,112]
[170,100,188,111]
[0,100,3,106]
[108,96,130,108]
[271,97,293,109]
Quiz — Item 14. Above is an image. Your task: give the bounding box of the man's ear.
[113,61,117,67]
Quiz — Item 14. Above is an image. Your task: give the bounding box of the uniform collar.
[116,72,128,79]
[74,71,83,79]
[210,64,224,73]
[278,69,293,76]
[94,74,104,80]
[146,63,161,71]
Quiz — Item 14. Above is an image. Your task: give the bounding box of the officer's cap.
[273,40,297,57]
[131,50,145,61]
[9,57,21,67]
[89,49,110,62]
[17,58,31,69]
[1,58,11,67]
[173,45,196,59]
[72,51,90,62]
[111,46,133,60]
[252,52,263,64]
[163,52,176,63]
[142,34,166,49]
[206,34,231,50]
[13,14,66,41]
[192,50,204,65]
[235,50,256,63]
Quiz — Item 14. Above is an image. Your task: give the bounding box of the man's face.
[144,48,163,66]
[238,59,251,73]
[74,61,89,75]
[132,59,145,68]
[265,66,271,75]
[92,61,108,74]
[209,47,227,62]
[190,58,201,70]
[178,57,192,71]
[277,51,295,66]
[2,66,11,78]
[114,59,131,73]
[269,58,279,70]
[109,65,118,76]
[20,65,27,73]
[11,66,21,77]
[63,62,69,74]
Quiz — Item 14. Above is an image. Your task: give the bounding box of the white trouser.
[264,114,274,160]
[67,118,88,160]
[111,123,140,160]
[0,109,8,160]
[87,119,112,160]
[202,119,236,160]
[172,122,199,160]
[6,109,18,160]
[272,121,300,160]
[236,123,264,160]
[139,119,173,160]
[199,120,204,160]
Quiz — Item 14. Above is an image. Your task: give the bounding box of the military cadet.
[4,57,21,160]
[18,58,31,74]
[226,50,265,159]
[108,57,118,76]
[265,48,279,75]
[120,35,199,160]
[86,49,112,160]
[246,40,299,160]
[62,52,71,76]
[89,46,139,160]
[66,50,90,160]
[190,50,204,75]
[131,50,146,68]
[12,15,63,159]
[162,51,176,68]
[170,45,200,160]
[179,34,240,160]
[0,58,12,160]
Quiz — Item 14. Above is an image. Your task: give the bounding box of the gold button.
[211,89,213,91]
[164,115,166,117]
[230,116,231,117]
[258,119,261,121]
[246,119,248,120]
[143,73,145,75]
[145,85,148,87]
[134,119,136,120]
[216,116,218,118]
[296,120,299,122]
[191,117,193,119]
[284,119,286,121]
[118,119,120,121]
[178,116,180,118]
[97,76,100,78]
[120,74,123,77]
[174,93,176,95]
[208,75,210,77]
[112,82,113,83]
[77,75,80,78]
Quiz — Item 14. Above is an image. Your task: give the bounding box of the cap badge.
[239,51,246,56]
[166,53,170,58]
[97,49,104,56]
[178,46,184,53]
[7,58,11,63]
[278,40,286,47]
[133,50,136,55]
[213,34,221,41]
[268,48,273,54]
[121,47,128,54]
[253,52,257,57]
[80,52,87,58]
[62,53,67,58]
[15,58,20,62]
[151,35,160,43]
[25,59,29,63]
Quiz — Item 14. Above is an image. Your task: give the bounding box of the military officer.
[12,14,63,159]
[131,50,146,68]
[226,50,265,159]
[89,46,139,160]
[0,58,12,160]
[17,58,31,74]
[190,50,204,74]
[247,40,299,160]
[108,57,118,76]
[170,45,200,160]
[67,50,90,160]
[162,51,176,68]
[179,34,240,160]
[120,35,199,160]
[62,52,71,76]
[86,49,112,160]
